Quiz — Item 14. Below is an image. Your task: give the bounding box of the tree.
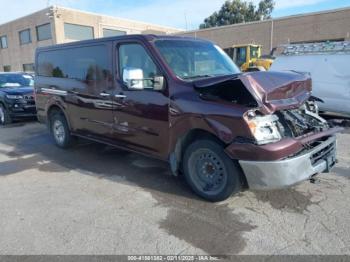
[199,0,274,29]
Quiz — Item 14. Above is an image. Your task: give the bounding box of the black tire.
[49,112,75,148]
[0,103,12,125]
[183,139,242,202]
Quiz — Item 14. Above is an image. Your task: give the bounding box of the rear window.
[37,45,111,81]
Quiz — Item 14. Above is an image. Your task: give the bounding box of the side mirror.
[122,68,165,91]
[153,76,165,91]
[123,67,144,90]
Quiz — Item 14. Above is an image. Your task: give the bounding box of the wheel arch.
[169,124,248,188]
[169,128,225,176]
[169,113,239,176]
[47,103,72,132]
[0,97,8,108]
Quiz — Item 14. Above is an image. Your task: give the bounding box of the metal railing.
[279,41,350,56]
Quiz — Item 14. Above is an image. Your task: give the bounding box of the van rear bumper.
[239,136,336,190]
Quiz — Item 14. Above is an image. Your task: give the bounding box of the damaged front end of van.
[194,71,342,190]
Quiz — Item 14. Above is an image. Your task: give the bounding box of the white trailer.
[270,41,350,117]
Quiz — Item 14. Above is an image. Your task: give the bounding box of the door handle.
[100,92,111,97]
[115,94,127,99]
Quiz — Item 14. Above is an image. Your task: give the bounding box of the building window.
[3,65,11,72]
[64,23,94,41]
[0,35,8,49]
[36,23,52,41]
[19,29,31,45]
[23,63,34,72]
[37,45,110,81]
[103,28,126,37]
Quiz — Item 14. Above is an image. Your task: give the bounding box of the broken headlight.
[247,114,282,145]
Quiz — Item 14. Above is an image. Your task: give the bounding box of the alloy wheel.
[53,119,66,145]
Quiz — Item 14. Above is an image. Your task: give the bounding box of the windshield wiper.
[182,74,214,80]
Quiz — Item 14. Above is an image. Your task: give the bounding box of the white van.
[270,42,350,117]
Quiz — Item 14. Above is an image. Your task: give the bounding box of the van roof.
[0,72,32,75]
[36,34,209,53]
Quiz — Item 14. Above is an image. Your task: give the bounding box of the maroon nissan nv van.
[34,35,341,201]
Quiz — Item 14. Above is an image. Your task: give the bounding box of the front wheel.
[183,139,242,202]
[0,104,12,125]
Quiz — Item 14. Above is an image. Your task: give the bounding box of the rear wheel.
[183,139,242,202]
[50,112,75,148]
[0,104,12,125]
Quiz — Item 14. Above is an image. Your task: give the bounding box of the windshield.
[155,40,240,80]
[0,74,34,88]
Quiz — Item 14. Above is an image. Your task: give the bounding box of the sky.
[0,0,349,30]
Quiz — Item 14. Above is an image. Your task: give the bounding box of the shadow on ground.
[0,123,259,254]
[2,121,347,254]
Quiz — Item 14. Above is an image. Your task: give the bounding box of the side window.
[37,45,111,82]
[119,43,159,89]
[37,50,65,77]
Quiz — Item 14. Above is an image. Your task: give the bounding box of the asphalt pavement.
[0,121,349,255]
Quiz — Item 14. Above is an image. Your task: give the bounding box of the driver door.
[112,41,170,159]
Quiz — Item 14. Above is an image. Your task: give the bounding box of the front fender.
[204,117,235,144]
[168,115,242,175]
[169,115,232,153]
[42,95,72,130]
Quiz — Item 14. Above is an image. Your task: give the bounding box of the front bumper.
[7,100,36,119]
[239,136,337,190]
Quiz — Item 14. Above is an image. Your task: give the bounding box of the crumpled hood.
[0,86,34,95]
[194,71,312,114]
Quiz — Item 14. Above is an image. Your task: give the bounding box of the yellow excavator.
[224,44,274,72]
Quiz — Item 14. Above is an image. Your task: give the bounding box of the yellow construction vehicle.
[224,44,274,72]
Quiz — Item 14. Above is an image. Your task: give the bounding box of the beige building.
[178,7,350,55]
[2,5,350,72]
[0,6,180,72]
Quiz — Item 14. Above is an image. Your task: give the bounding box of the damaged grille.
[310,140,336,166]
[276,103,329,138]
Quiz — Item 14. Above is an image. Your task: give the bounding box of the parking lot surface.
[0,122,349,255]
